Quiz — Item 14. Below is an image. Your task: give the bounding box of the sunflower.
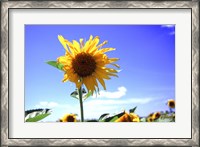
[115,113,132,122]
[152,112,161,120]
[60,114,77,122]
[147,117,153,122]
[148,113,154,118]
[167,99,175,108]
[129,113,140,122]
[57,35,119,94]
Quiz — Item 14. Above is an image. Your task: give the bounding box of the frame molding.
[1,1,199,146]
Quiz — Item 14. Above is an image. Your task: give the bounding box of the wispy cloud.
[161,25,175,28]
[86,97,153,106]
[169,31,175,35]
[93,86,127,99]
[34,97,155,120]
[83,97,154,119]
[161,25,175,35]
[35,101,59,108]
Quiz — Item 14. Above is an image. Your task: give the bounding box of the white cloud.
[93,86,127,98]
[35,101,59,108]
[86,97,153,106]
[59,97,153,119]
[83,97,154,119]
[161,25,175,28]
[34,97,155,120]
[169,31,175,35]
[161,25,175,35]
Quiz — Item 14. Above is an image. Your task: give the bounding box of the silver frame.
[1,1,199,146]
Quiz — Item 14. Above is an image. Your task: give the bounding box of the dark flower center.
[67,115,75,122]
[148,113,153,117]
[155,113,160,119]
[149,118,153,122]
[169,101,175,107]
[72,53,96,77]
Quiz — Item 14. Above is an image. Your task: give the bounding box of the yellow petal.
[129,113,140,122]
[89,76,98,94]
[94,73,106,90]
[80,38,84,48]
[58,35,69,50]
[83,77,93,92]
[83,35,93,52]
[57,56,68,64]
[72,40,81,52]
[68,72,79,83]
[99,48,116,53]
[58,35,74,57]
[76,80,82,89]
[96,40,108,49]
[106,68,118,73]
[92,76,98,88]
[88,36,100,53]
[89,77,96,93]
[107,72,118,77]
[115,113,131,122]
[95,67,111,79]
[89,35,93,40]
[109,58,119,63]
[68,71,82,88]
[64,39,79,55]
[96,60,106,67]
[62,65,71,71]
[62,73,69,82]
[93,53,106,60]
[84,36,99,53]
[111,63,120,68]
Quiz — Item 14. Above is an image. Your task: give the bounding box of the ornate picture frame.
[1,1,199,146]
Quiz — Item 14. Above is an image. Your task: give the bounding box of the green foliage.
[98,113,110,121]
[70,88,92,101]
[26,113,51,122]
[139,112,175,122]
[70,90,79,100]
[99,111,125,122]
[86,119,98,122]
[97,107,175,122]
[83,91,92,101]
[46,61,64,71]
[129,106,137,113]
[139,117,146,122]
[25,108,52,122]
[108,116,119,122]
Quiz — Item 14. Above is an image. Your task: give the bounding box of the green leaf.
[140,117,146,122]
[155,118,173,122]
[26,113,51,122]
[107,111,126,122]
[25,108,52,122]
[70,88,92,101]
[109,116,119,122]
[83,91,92,101]
[46,61,64,71]
[129,106,137,113]
[156,114,175,122]
[100,111,125,122]
[70,90,79,100]
[98,113,110,121]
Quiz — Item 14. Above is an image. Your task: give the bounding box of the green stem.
[78,86,84,122]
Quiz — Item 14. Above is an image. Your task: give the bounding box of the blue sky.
[25,25,175,121]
